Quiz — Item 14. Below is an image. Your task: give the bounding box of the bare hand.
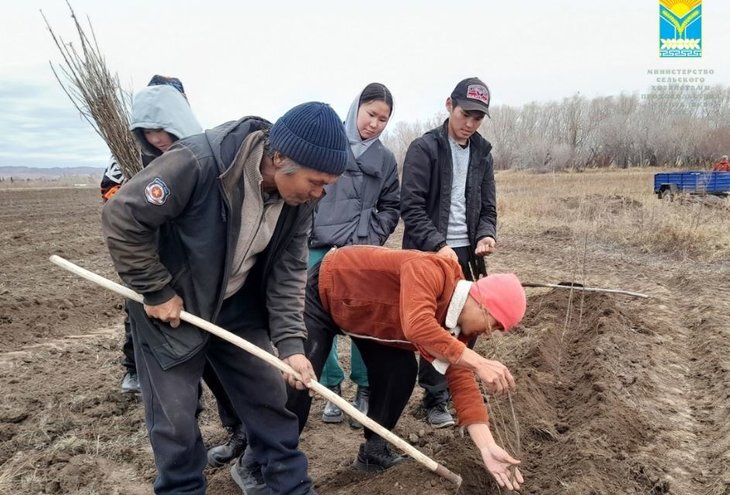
[436,245,458,262]
[282,354,316,392]
[475,359,516,395]
[144,295,184,328]
[475,237,496,256]
[480,444,523,491]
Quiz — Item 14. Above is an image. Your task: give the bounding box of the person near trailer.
[712,155,730,172]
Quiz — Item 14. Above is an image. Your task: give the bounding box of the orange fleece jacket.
[319,245,488,425]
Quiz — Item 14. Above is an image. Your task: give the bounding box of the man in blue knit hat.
[102,102,348,495]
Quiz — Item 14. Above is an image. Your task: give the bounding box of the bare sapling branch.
[41,2,141,179]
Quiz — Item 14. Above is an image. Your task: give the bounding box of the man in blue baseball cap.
[102,102,349,495]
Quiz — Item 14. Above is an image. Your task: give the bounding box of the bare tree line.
[383,85,730,172]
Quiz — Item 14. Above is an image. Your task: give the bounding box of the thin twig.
[485,395,508,449]
[555,237,580,377]
[521,282,648,299]
[471,260,523,491]
[577,230,588,330]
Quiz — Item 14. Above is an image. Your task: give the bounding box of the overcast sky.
[2,0,728,167]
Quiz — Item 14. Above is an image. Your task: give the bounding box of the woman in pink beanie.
[469,273,527,332]
[286,245,526,491]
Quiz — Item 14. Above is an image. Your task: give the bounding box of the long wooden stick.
[521,282,649,299]
[49,255,462,487]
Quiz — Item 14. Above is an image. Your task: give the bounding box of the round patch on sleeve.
[144,178,170,205]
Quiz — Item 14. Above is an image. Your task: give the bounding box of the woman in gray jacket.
[308,83,400,427]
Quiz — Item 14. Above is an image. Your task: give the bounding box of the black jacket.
[400,120,497,276]
[102,117,315,369]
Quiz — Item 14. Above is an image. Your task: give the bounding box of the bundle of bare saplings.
[42,1,141,179]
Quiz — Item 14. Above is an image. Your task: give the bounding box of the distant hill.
[0,166,104,178]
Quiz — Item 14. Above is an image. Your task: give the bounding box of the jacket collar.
[219,130,265,193]
[444,280,473,338]
[206,116,271,175]
[349,142,384,178]
[436,119,493,156]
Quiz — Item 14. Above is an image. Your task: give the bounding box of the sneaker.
[120,371,140,394]
[352,436,406,472]
[322,384,344,424]
[426,402,455,428]
[348,386,370,429]
[207,423,247,468]
[231,455,270,495]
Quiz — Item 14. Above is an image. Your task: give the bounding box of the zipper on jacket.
[212,176,233,321]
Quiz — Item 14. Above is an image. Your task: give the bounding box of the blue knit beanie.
[269,102,349,175]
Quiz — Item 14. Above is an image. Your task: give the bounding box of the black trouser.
[122,303,240,429]
[121,303,135,371]
[286,263,417,440]
[418,245,482,408]
[286,262,338,433]
[129,284,311,495]
[201,360,239,428]
[353,338,418,439]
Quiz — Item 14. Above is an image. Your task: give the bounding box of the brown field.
[1,169,728,494]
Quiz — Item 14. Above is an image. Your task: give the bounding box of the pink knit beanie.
[469,273,526,331]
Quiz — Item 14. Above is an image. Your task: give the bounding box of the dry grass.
[496,168,730,262]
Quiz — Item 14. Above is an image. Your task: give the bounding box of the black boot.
[207,423,247,468]
[352,436,407,472]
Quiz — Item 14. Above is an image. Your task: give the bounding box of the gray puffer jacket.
[309,141,399,248]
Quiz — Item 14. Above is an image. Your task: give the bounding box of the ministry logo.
[660,0,702,58]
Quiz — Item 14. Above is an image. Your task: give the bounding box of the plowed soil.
[1,185,728,495]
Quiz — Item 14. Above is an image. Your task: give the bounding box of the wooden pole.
[521,282,649,299]
[49,255,463,487]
